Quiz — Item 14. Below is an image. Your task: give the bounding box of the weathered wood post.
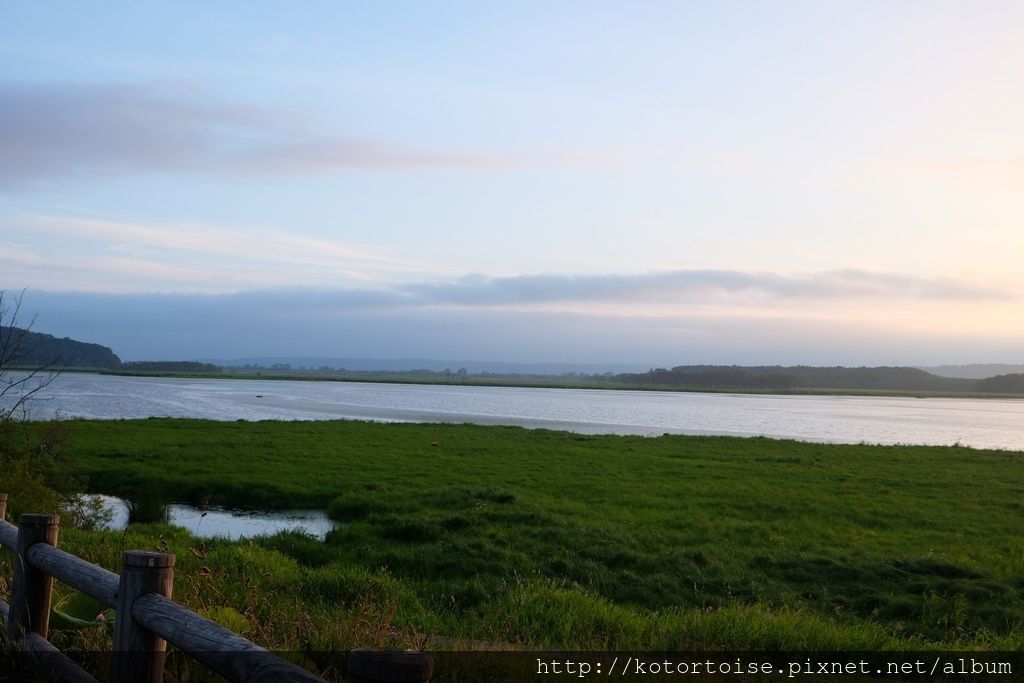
[110,550,175,683]
[6,513,59,640]
[0,492,8,520]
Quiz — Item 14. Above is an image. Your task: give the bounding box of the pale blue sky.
[2,2,1022,364]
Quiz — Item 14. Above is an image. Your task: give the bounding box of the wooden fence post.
[6,513,59,640]
[0,493,8,520]
[110,550,175,683]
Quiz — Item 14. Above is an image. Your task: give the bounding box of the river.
[6,372,1023,450]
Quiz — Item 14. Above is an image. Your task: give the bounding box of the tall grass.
[49,418,1024,650]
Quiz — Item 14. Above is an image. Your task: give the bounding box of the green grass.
[36,419,1024,650]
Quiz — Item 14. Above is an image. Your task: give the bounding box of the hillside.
[614,365,1024,394]
[1,326,121,369]
[921,363,1024,379]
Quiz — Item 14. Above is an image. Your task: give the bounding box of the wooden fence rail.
[0,492,432,683]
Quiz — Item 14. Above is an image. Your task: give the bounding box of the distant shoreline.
[26,366,1024,400]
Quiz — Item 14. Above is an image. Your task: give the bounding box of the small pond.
[91,495,337,541]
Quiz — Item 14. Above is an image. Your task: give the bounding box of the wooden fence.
[0,493,433,683]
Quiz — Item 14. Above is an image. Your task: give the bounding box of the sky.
[2,1,1022,365]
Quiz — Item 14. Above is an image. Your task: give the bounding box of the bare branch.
[1,366,59,416]
[0,290,35,368]
[1,289,61,421]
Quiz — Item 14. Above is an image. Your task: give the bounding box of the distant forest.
[2,328,217,373]
[2,326,121,369]
[615,365,1024,394]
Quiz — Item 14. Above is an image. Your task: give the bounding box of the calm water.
[6,372,1024,450]
[91,495,336,540]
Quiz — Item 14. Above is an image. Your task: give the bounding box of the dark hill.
[2,327,121,369]
[975,373,1024,394]
[614,365,1014,393]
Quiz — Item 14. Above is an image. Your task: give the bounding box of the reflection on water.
[6,372,1024,450]
[92,494,336,541]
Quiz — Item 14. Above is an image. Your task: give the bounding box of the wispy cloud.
[3,212,1012,307]
[0,81,496,187]
[2,213,448,291]
[238,139,506,173]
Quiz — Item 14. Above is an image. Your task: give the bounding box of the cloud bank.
[397,269,1011,307]
[6,207,1011,307]
[17,289,1024,367]
[2,211,1010,303]
[0,81,489,187]
[9,258,1015,366]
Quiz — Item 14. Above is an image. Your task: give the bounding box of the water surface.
[7,372,1024,450]
[93,495,336,540]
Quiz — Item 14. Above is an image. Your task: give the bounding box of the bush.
[1,290,93,524]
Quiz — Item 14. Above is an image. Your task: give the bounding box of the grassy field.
[6,418,1023,654]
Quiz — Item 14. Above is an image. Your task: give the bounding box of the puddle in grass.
[89,494,336,541]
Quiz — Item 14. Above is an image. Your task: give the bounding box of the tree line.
[1,326,121,369]
[614,365,1024,394]
[2,326,220,373]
